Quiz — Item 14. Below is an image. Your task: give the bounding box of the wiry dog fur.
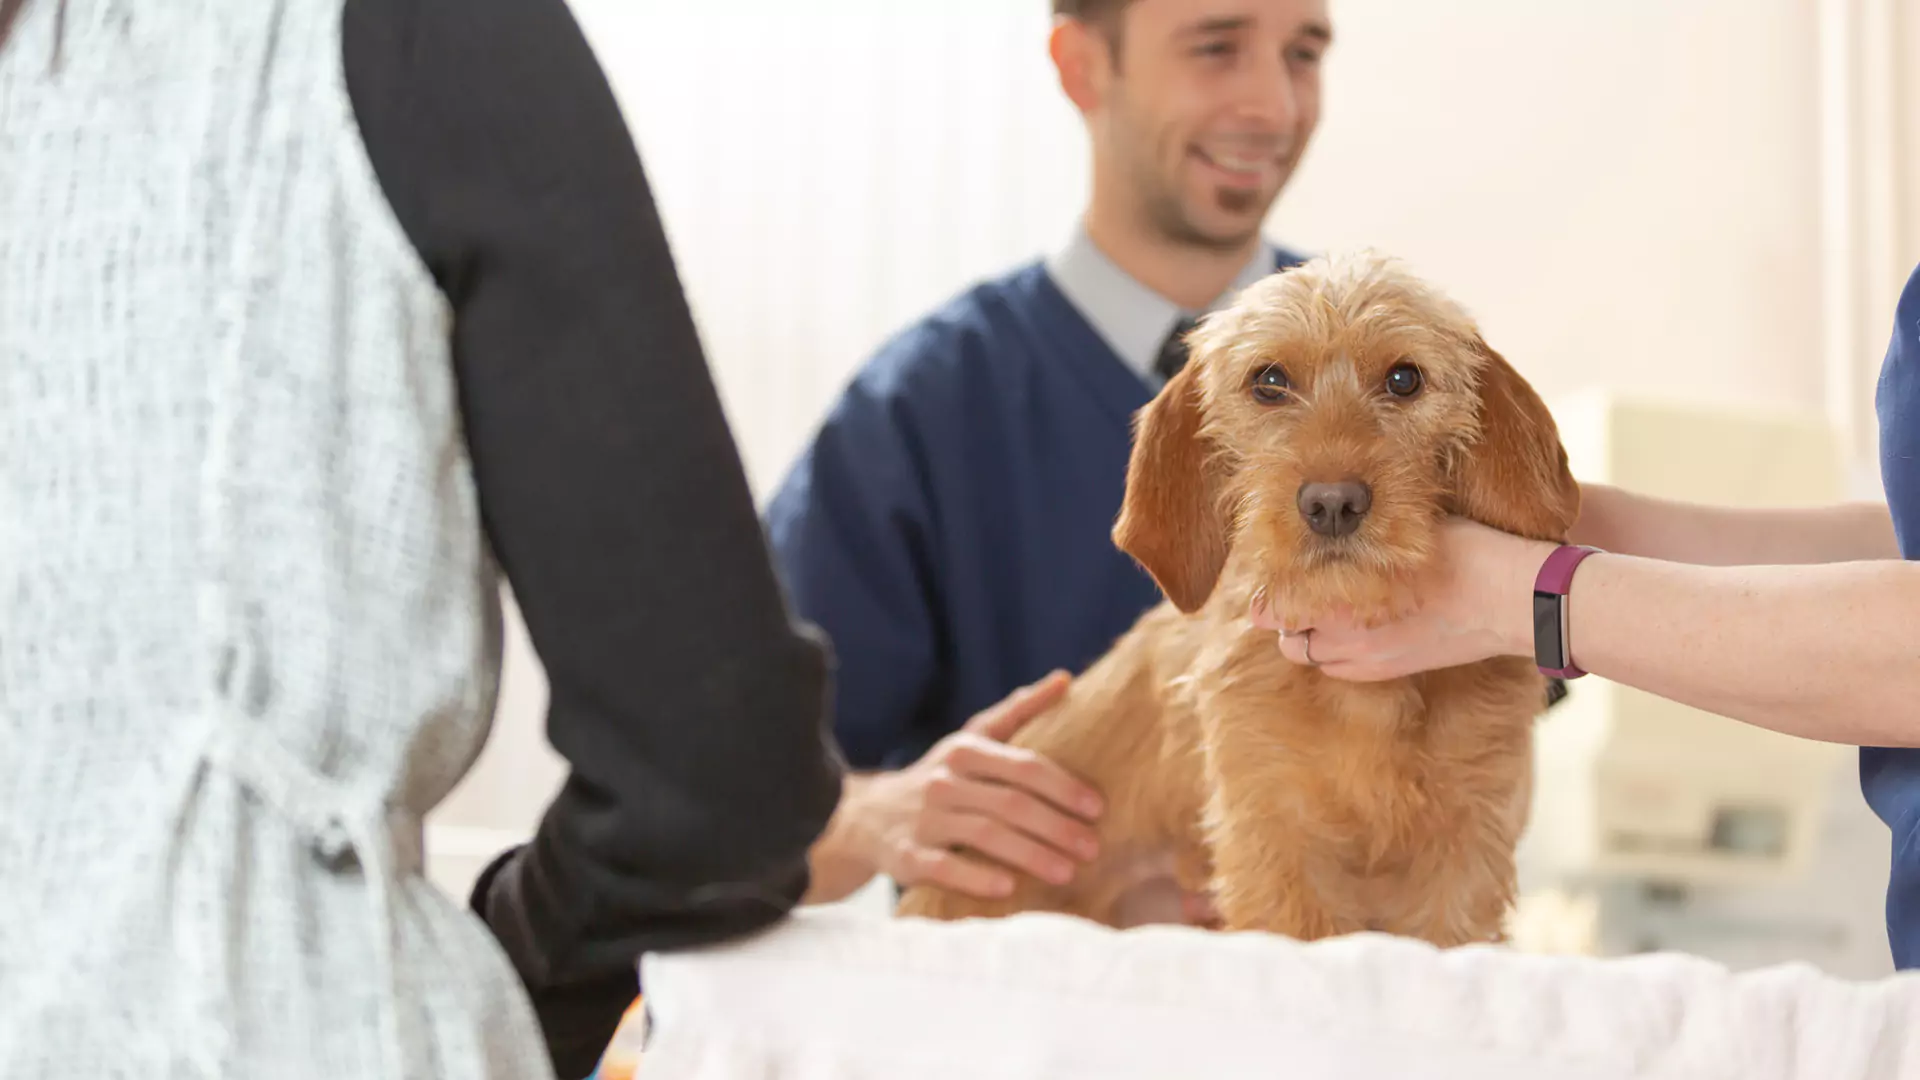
[894,251,1581,946]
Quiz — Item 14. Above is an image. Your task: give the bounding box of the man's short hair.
[1053,0,1133,21]
[1053,0,1132,57]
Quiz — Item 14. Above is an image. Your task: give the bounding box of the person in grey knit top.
[0,0,849,1076]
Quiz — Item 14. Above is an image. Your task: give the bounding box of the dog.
[894,251,1580,947]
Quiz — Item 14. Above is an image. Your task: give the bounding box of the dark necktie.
[1155,315,1201,381]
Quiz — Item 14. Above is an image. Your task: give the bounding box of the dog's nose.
[1297,481,1372,538]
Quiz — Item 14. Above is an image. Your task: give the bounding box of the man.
[765,0,1330,908]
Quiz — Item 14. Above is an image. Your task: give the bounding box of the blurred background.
[427,0,1920,979]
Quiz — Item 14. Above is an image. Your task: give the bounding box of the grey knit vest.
[1,2,554,1075]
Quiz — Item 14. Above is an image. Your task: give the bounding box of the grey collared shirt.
[1044,226,1278,387]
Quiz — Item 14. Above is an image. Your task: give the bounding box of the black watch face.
[1532,591,1566,670]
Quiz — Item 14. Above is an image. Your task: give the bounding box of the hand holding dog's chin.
[1261,518,1555,681]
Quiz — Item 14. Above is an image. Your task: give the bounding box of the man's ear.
[1112,363,1234,612]
[1048,15,1108,115]
[1448,340,1581,542]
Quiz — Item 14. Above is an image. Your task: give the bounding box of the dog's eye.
[1250,364,1291,404]
[1385,363,1424,399]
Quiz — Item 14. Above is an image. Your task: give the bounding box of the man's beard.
[1124,139,1270,253]
[1141,174,1267,254]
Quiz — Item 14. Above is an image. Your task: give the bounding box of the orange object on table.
[594,995,647,1080]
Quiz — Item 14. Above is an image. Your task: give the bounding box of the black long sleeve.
[341,2,845,1075]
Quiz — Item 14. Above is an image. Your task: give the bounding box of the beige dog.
[895,251,1579,946]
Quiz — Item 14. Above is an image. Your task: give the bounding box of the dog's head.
[1112,251,1580,623]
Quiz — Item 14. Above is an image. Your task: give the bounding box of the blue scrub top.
[1864,259,1920,969]
[763,252,1304,771]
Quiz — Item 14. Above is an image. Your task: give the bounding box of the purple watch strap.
[1534,545,1600,678]
[1534,544,1599,596]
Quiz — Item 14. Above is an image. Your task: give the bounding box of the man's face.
[1086,0,1330,251]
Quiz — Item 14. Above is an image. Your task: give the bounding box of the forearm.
[1511,550,1920,746]
[347,0,844,1069]
[1571,482,1898,566]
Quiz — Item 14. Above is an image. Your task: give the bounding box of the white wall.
[1906,1,1920,260]
[556,0,1920,499]
[427,1,1920,945]
[566,1,1088,500]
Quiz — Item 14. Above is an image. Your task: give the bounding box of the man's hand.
[849,670,1106,899]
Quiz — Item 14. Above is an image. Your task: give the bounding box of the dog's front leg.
[1207,834,1340,940]
[1198,782,1345,941]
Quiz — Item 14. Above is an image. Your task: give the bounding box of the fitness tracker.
[1532,545,1601,678]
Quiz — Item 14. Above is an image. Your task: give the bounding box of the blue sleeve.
[765,351,949,771]
[1866,260,1920,971]
[1877,262,1920,557]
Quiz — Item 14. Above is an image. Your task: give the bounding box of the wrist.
[1565,481,1614,551]
[1525,542,1606,677]
[803,773,886,903]
[1496,536,1560,659]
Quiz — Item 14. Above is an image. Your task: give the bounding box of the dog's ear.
[1449,340,1581,542]
[1113,362,1233,613]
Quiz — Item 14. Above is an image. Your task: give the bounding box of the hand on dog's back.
[848,670,1108,899]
